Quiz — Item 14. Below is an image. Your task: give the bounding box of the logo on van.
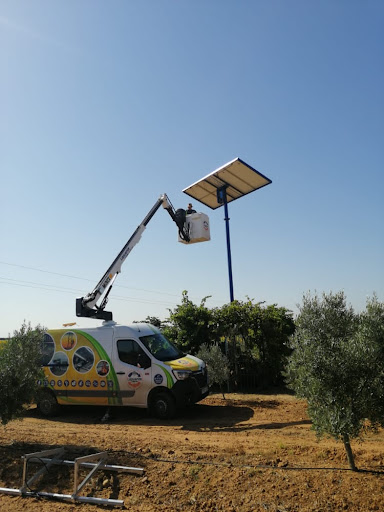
[127,371,142,389]
[177,359,192,366]
[154,374,163,385]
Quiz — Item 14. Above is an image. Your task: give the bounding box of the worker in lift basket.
[186,203,196,215]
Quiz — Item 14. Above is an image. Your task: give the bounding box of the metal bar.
[0,488,123,506]
[21,457,27,491]
[23,447,65,459]
[223,194,234,302]
[21,448,65,493]
[0,487,21,496]
[38,457,144,475]
[81,195,166,313]
[22,459,55,493]
[1,448,141,507]
[73,452,107,496]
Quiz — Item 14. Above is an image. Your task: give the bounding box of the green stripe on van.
[74,330,121,405]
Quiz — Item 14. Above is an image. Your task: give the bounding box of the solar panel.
[183,157,272,209]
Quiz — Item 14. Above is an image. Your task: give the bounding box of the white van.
[37,322,208,419]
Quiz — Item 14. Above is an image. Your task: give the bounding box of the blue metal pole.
[223,195,234,303]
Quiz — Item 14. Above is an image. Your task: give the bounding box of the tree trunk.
[343,434,357,471]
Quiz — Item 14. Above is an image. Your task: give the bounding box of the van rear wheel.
[37,390,60,417]
[152,392,176,419]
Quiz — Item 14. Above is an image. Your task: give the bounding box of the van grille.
[192,369,208,389]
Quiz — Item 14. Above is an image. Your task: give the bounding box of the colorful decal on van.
[61,331,77,351]
[41,330,121,406]
[154,364,174,389]
[96,360,110,376]
[154,374,163,385]
[127,371,142,389]
[165,356,199,372]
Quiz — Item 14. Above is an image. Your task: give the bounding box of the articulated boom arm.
[76,194,190,322]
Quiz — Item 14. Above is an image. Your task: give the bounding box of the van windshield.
[139,333,183,362]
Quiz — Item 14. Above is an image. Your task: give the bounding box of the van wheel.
[37,391,60,417]
[152,392,176,419]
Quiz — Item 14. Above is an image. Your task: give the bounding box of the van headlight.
[173,370,191,381]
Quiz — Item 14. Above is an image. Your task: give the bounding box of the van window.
[117,339,151,368]
[139,333,183,362]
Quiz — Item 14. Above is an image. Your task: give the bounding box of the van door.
[113,338,152,406]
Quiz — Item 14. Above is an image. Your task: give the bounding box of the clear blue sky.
[1,1,383,336]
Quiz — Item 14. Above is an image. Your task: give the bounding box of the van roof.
[48,322,160,336]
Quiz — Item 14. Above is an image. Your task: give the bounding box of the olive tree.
[0,322,45,425]
[196,343,230,399]
[285,292,384,470]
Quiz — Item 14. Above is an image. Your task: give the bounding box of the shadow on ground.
[22,396,311,433]
[24,402,256,430]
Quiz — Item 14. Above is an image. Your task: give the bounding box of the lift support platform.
[0,447,144,507]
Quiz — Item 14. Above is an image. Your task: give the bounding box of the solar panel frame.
[183,157,272,209]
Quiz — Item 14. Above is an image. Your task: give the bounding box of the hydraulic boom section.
[76,194,189,322]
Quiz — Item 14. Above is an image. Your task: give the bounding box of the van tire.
[151,392,176,419]
[37,390,60,417]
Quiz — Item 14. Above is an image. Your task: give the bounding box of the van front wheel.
[37,391,60,417]
[151,392,176,419]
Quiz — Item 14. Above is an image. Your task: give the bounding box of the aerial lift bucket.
[178,212,210,244]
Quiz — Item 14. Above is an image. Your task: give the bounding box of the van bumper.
[172,374,209,407]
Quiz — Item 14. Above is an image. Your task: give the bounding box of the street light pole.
[184,157,272,393]
[217,185,234,303]
[183,157,272,305]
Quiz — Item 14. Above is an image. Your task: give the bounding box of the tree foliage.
[217,299,295,386]
[162,291,216,354]
[135,316,165,329]
[162,292,294,388]
[196,343,230,398]
[285,291,384,470]
[0,322,45,425]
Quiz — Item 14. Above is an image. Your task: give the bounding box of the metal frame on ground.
[0,447,144,507]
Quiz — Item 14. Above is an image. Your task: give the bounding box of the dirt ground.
[0,393,383,511]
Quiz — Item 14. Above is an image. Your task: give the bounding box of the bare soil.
[0,393,383,511]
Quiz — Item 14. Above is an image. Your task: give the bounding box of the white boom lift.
[76,193,209,322]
